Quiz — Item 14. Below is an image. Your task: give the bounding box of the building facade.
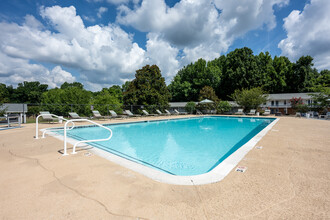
[260,93,316,114]
[169,93,319,115]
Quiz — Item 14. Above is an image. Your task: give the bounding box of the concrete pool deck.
[0,116,329,219]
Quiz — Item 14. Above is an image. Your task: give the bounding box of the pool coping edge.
[42,116,280,185]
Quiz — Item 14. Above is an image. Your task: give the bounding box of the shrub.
[217,101,231,114]
[185,101,196,114]
[296,104,309,113]
[230,87,268,111]
[290,97,303,110]
[309,86,330,113]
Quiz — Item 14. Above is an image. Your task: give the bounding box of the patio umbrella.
[199,99,214,104]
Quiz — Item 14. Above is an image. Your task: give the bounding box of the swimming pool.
[51,116,277,184]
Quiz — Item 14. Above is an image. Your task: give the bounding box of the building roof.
[169,101,240,107]
[169,93,317,107]
[0,103,28,113]
[267,93,316,100]
[169,102,198,107]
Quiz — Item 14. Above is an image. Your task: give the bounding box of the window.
[276,101,279,106]
[284,100,286,105]
[271,101,274,106]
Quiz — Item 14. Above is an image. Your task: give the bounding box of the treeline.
[168,47,329,101]
[0,81,124,116]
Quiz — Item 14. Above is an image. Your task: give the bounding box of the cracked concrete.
[0,116,329,219]
[7,150,146,220]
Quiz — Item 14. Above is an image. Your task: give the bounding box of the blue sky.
[0,0,329,91]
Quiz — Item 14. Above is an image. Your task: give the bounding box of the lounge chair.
[247,109,256,115]
[263,109,271,116]
[125,110,141,117]
[142,110,157,117]
[235,109,244,115]
[196,109,203,115]
[164,109,172,115]
[92,110,108,120]
[39,111,58,123]
[156,109,170,116]
[319,111,330,119]
[109,110,127,119]
[174,109,187,115]
[69,112,88,119]
[172,109,179,115]
[323,112,330,119]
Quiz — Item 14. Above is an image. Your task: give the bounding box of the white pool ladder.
[35,114,72,139]
[35,115,113,156]
[63,119,113,156]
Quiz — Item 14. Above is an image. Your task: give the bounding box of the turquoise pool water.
[56,116,274,176]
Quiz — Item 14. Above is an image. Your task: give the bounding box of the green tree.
[0,83,10,103]
[9,81,48,116]
[11,81,48,103]
[257,52,286,93]
[289,56,318,92]
[40,88,66,115]
[219,47,259,99]
[108,85,123,103]
[0,84,8,115]
[168,47,330,101]
[60,82,84,90]
[121,81,131,93]
[197,86,218,111]
[168,77,193,101]
[272,56,292,93]
[123,65,170,111]
[91,88,122,115]
[41,83,92,116]
[199,86,219,102]
[230,87,268,111]
[168,58,221,101]
[309,86,330,113]
[315,70,330,87]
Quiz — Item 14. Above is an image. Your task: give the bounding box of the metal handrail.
[63,119,113,156]
[41,121,75,138]
[35,114,71,139]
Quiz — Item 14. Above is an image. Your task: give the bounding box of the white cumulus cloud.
[86,0,131,5]
[117,0,288,67]
[145,33,180,82]
[278,0,330,70]
[106,0,130,4]
[97,7,108,18]
[0,5,145,90]
[0,52,75,88]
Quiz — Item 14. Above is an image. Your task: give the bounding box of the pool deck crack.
[190,179,209,220]
[8,150,149,220]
